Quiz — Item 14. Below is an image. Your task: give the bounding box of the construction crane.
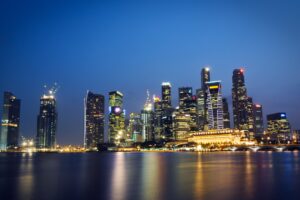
[43,82,60,97]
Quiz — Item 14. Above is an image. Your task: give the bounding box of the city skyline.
[1,0,300,145]
[0,66,298,145]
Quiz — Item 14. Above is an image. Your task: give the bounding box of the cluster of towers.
[83,67,293,150]
[0,67,295,151]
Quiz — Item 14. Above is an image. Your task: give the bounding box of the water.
[0,152,300,200]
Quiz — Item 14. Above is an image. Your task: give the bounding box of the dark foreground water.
[0,152,300,200]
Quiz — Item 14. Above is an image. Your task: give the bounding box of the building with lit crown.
[141,91,154,142]
[201,67,210,89]
[84,91,105,149]
[206,81,223,130]
[36,90,57,149]
[0,92,21,150]
[108,91,125,144]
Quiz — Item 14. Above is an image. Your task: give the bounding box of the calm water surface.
[0,152,300,200]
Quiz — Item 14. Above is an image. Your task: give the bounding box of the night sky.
[1,0,300,145]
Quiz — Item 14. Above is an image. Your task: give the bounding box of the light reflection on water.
[0,152,300,200]
[111,152,126,200]
[18,153,34,200]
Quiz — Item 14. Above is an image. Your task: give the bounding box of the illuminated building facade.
[267,113,291,143]
[253,104,264,138]
[246,97,255,139]
[84,91,105,149]
[161,82,172,109]
[128,113,143,143]
[292,130,300,143]
[232,69,249,130]
[188,129,247,146]
[108,91,125,144]
[206,81,223,130]
[153,96,163,141]
[179,87,192,112]
[173,111,191,140]
[178,87,197,132]
[222,98,230,129]
[197,67,210,131]
[36,90,57,149]
[201,67,210,89]
[161,82,174,140]
[141,91,154,141]
[0,92,21,150]
[185,96,198,132]
[196,89,206,131]
[162,108,174,140]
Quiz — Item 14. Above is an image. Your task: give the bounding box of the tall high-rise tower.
[0,92,21,150]
[153,96,163,141]
[36,88,58,149]
[232,68,249,130]
[197,67,211,131]
[108,91,125,144]
[84,91,105,149]
[161,82,174,140]
[201,67,210,89]
[141,90,154,142]
[253,104,264,138]
[178,87,197,132]
[222,98,230,129]
[206,81,223,130]
[178,87,192,112]
[161,82,172,109]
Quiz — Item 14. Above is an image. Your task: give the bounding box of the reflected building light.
[111,153,126,200]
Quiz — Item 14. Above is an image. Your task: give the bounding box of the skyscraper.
[108,91,125,144]
[84,91,105,149]
[267,113,291,143]
[128,113,143,143]
[206,81,223,130]
[178,87,197,132]
[246,97,255,139]
[153,96,163,141]
[161,82,174,140]
[161,82,172,109]
[0,92,21,150]
[141,91,154,142]
[232,68,249,130]
[36,89,57,149]
[185,96,198,132]
[196,89,206,131]
[222,98,230,129]
[178,87,192,112]
[253,104,264,138]
[201,67,210,89]
[197,67,211,131]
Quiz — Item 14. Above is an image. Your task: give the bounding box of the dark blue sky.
[1,0,300,145]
